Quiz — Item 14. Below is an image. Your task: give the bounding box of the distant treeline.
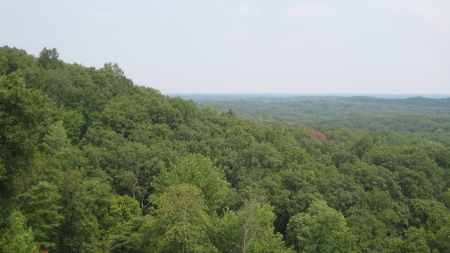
[184,95,450,145]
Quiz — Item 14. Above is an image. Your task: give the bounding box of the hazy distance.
[2,0,450,95]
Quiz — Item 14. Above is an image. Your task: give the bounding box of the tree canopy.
[1,46,449,252]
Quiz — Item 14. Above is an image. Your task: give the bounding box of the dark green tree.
[0,74,52,213]
[19,181,63,248]
[37,47,61,70]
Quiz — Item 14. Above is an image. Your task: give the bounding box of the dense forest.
[182,95,450,146]
[1,46,450,253]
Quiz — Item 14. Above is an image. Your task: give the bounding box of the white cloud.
[232,6,261,16]
[91,11,111,20]
[80,33,91,41]
[413,5,450,31]
[285,4,335,19]
[367,0,450,31]
[219,30,248,41]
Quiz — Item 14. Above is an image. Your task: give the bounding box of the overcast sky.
[1,0,450,94]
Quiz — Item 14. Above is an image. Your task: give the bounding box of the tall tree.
[155,183,216,252]
[0,74,52,217]
[211,201,291,253]
[19,181,62,248]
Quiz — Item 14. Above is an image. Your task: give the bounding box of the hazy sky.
[1,0,450,94]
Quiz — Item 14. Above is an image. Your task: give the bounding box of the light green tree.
[153,154,232,212]
[286,200,355,252]
[239,201,290,253]
[393,226,431,252]
[155,183,216,253]
[0,210,35,253]
[211,201,291,253]
[104,195,141,235]
[41,121,71,155]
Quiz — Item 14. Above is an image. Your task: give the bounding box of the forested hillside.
[184,95,450,146]
[1,46,450,253]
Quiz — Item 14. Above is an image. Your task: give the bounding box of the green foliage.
[393,226,432,252]
[353,135,375,158]
[108,216,149,253]
[0,49,8,75]
[0,74,52,204]
[211,201,290,253]
[210,209,241,252]
[19,181,62,248]
[188,95,450,136]
[2,46,450,252]
[37,48,62,70]
[238,201,289,253]
[286,200,355,252]
[105,195,141,234]
[41,121,71,155]
[153,154,232,212]
[154,183,216,252]
[56,107,86,143]
[0,210,35,253]
[55,170,104,253]
[0,46,35,75]
[346,213,394,252]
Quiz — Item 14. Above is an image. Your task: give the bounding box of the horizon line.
[166,93,450,98]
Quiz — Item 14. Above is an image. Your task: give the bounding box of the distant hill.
[177,94,450,143]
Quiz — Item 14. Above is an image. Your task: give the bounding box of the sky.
[1,0,450,95]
